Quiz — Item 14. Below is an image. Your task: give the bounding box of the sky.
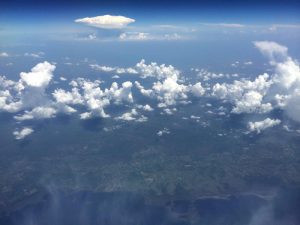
[1,2,300,223]
[1,0,300,139]
[1,0,300,24]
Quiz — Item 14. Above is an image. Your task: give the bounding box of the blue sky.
[1,0,300,140]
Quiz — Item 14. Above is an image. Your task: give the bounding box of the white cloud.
[119,32,150,41]
[52,88,83,105]
[14,106,57,121]
[57,78,135,119]
[88,34,97,40]
[137,104,154,111]
[254,41,288,62]
[152,76,189,107]
[218,23,245,28]
[20,61,55,88]
[212,73,273,114]
[75,15,135,29]
[106,81,133,104]
[189,82,205,97]
[24,52,44,58]
[157,128,170,136]
[115,108,147,122]
[0,52,9,57]
[119,32,183,41]
[248,118,281,134]
[90,64,138,74]
[255,41,300,122]
[116,109,138,121]
[212,41,300,125]
[13,127,34,140]
[244,61,253,65]
[204,23,245,28]
[196,69,228,81]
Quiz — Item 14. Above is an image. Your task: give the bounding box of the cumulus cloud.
[20,61,55,88]
[119,32,150,41]
[255,41,300,122]
[75,15,135,29]
[189,82,206,97]
[13,127,34,140]
[157,128,170,136]
[6,48,299,138]
[90,64,138,75]
[0,61,56,115]
[115,109,147,122]
[55,78,135,119]
[137,104,154,111]
[14,106,56,121]
[248,118,281,134]
[212,73,273,114]
[91,59,204,108]
[254,41,288,62]
[212,41,300,126]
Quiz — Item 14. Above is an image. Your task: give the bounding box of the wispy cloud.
[202,23,246,28]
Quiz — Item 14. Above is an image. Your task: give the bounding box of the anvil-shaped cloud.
[75,15,135,29]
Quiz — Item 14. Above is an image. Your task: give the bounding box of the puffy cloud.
[152,76,189,107]
[195,69,233,81]
[75,15,135,29]
[13,127,34,140]
[119,32,150,41]
[254,41,288,62]
[248,118,281,134]
[244,61,253,65]
[90,64,138,74]
[189,82,205,97]
[0,52,9,57]
[106,81,133,104]
[212,41,300,125]
[137,104,154,111]
[135,59,181,80]
[134,61,206,107]
[52,88,83,105]
[91,59,180,80]
[0,76,22,112]
[134,81,153,97]
[14,106,56,121]
[57,78,134,119]
[157,128,170,136]
[20,61,55,88]
[115,109,148,122]
[231,91,273,114]
[115,109,138,121]
[212,73,273,114]
[255,41,300,122]
[92,60,200,108]
[88,34,97,40]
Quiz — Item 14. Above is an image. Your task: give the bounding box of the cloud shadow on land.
[80,117,104,132]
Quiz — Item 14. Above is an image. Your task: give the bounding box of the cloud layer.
[1,41,299,139]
